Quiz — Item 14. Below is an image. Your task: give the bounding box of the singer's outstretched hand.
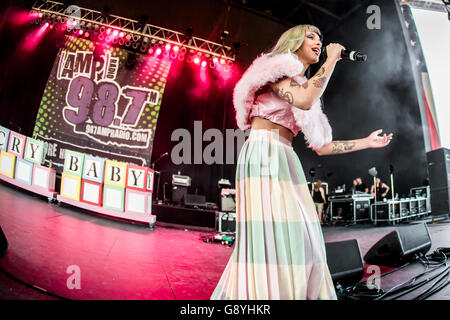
[326,43,345,61]
[366,129,393,149]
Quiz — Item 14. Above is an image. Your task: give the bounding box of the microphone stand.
[151,152,169,203]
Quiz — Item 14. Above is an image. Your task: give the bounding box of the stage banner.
[32,35,171,173]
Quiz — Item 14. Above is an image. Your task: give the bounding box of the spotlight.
[201,61,207,67]
[194,57,200,64]
[155,48,162,55]
[165,43,171,51]
[119,31,125,38]
[220,58,225,65]
[173,45,179,52]
[112,30,119,37]
[213,57,218,63]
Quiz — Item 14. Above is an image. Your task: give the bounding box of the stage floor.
[0,182,449,300]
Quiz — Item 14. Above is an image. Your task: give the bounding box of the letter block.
[126,164,147,191]
[0,151,16,178]
[146,168,155,193]
[82,155,105,183]
[80,179,103,206]
[0,125,10,151]
[14,157,34,185]
[24,137,45,165]
[104,160,127,188]
[60,172,82,201]
[125,189,152,214]
[32,164,56,192]
[63,149,85,177]
[7,131,27,158]
[103,184,125,211]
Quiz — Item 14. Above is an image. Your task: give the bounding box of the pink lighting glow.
[213,57,218,63]
[155,48,162,55]
[194,57,200,64]
[201,61,207,67]
[21,22,50,52]
[173,46,179,52]
[112,30,119,37]
[165,44,171,50]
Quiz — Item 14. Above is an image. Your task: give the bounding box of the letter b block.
[104,160,127,188]
[63,149,85,177]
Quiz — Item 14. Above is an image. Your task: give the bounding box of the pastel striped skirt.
[211,129,337,300]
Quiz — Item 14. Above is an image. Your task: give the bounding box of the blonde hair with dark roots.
[267,24,322,57]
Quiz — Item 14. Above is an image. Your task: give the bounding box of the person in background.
[371,177,390,201]
[311,180,327,224]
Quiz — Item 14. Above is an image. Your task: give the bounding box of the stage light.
[155,48,162,55]
[194,57,200,64]
[173,45,179,52]
[84,32,89,38]
[201,61,207,67]
[78,29,83,35]
[213,57,218,63]
[112,30,118,37]
[119,31,125,38]
[106,28,112,34]
[220,58,225,64]
[165,44,171,50]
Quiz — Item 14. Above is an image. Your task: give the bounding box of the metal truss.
[31,0,235,61]
[400,0,448,12]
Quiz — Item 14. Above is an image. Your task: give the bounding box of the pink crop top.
[249,75,307,136]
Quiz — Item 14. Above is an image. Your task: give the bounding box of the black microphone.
[321,47,367,62]
[341,50,367,61]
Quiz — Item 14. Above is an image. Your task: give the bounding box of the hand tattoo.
[275,88,294,104]
[331,141,356,153]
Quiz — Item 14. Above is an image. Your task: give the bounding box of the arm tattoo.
[275,88,294,104]
[315,67,325,77]
[290,78,308,89]
[331,141,356,153]
[313,77,327,88]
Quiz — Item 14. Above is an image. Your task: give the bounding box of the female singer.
[211,24,393,300]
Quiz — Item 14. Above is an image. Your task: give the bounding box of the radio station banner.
[33,35,171,172]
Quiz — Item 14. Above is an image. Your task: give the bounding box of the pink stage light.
[193,57,200,64]
[112,30,119,37]
[173,45,179,52]
[220,58,226,65]
[201,61,207,67]
[21,22,50,52]
[106,28,112,34]
[78,30,84,35]
[119,32,125,38]
[213,57,218,63]
[165,44,171,51]
[155,48,162,55]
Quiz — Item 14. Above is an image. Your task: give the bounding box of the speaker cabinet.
[364,223,432,267]
[184,193,206,208]
[427,148,450,216]
[325,239,364,285]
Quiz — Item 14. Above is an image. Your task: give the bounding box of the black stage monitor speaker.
[325,239,364,285]
[0,226,7,257]
[364,223,432,267]
[184,193,206,208]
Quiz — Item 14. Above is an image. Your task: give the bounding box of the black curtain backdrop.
[0,0,428,204]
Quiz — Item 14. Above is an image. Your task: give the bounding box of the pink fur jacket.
[233,52,332,149]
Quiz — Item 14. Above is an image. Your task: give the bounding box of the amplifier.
[216,212,236,234]
[172,174,191,187]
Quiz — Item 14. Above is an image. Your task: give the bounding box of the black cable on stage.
[0,267,69,300]
[414,268,450,300]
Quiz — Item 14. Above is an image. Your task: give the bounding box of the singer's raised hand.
[326,43,345,61]
[366,129,393,149]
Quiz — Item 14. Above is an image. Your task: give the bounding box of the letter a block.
[0,151,16,178]
[60,172,82,201]
[63,149,85,177]
[24,137,45,165]
[82,155,105,183]
[7,131,26,158]
[103,184,125,211]
[32,164,56,192]
[0,126,10,151]
[80,179,103,206]
[104,160,127,188]
[126,164,147,191]
[14,158,34,185]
